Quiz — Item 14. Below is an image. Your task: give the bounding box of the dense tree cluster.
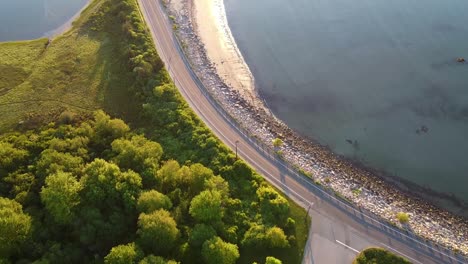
[0,112,297,263]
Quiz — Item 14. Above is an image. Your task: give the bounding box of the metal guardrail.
[155,2,468,263]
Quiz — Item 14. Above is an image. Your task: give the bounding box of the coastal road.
[137,0,466,263]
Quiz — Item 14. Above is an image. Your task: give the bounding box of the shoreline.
[43,0,91,39]
[191,0,262,109]
[163,0,468,255]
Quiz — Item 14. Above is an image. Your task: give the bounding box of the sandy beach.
[164,0,468,255]
[191,0,262,108]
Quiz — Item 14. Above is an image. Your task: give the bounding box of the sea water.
[0,0,88,41]
[225,0,468,213]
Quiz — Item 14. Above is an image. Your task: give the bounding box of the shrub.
[353,247,411,264]
[352,188,362,196]
[57,110,77,125]
[396,212,409,224]
[285,217,296,232]
[272,138,283,148]
[266,256,282,264]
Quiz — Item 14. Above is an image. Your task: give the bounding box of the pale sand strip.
[192,0,259,107]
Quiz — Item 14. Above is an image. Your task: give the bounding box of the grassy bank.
[0,0,309,263]
[0,0,141,132]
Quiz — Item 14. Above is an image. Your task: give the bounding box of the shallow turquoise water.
[225,0,468,212]
[0,0,88,41]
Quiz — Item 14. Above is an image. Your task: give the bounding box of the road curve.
[137,1,466,263]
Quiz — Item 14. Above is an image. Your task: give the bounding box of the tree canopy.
[104,243,142,264]
[201,237,239,264]
[0,198,31,257]
[189,190,224,223]
[137,209,179,254]
[41,171,81,224]
[137,190,172,213]
[266,256,282,264]
[256,186,290,225]
[139,255,178,264]
[111,135,163,173]
[0,109,304,262]
[189,224,217,247]
[242,224,289,249]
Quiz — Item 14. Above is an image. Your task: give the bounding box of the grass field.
[0,0,137,132]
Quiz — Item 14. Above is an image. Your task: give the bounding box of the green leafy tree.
[137,190,172,213]
[157,160,181,192]
[35,149,83,179]
[137,209,179,253]
[34,242,84,264]
[175,165,193,188]
[0,197,31,257]
[189,190,223,223]
[242,224,289,249]
[201,237,239,264]
[41,171,81,224]
[242,224,267,248]
[187,163,214,196]
[104,243,142,264]
[228,160,253,180]
[79,159,142,250]
[93,110,130,148]
[265,256,282,264]
[47,136,90,158]
[81,159,142,213]
[204,175,229,198]
[139,255,178,264]
[256,186,289,225]
[111,135,163,173]
[189,224,217,247]
[0,142,28,171]
[265,227,289,248]
[2,172,35,204]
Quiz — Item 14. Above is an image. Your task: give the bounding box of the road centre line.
[335,240,360,254]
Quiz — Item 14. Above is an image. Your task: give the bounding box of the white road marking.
[380,243,424,264]
[335,240,360,254]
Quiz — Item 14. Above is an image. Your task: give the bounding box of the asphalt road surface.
[137,0,466,263]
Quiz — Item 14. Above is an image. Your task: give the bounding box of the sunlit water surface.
[225,0,468,214]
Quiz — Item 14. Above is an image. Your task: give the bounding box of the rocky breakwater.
[162,0,468,256]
